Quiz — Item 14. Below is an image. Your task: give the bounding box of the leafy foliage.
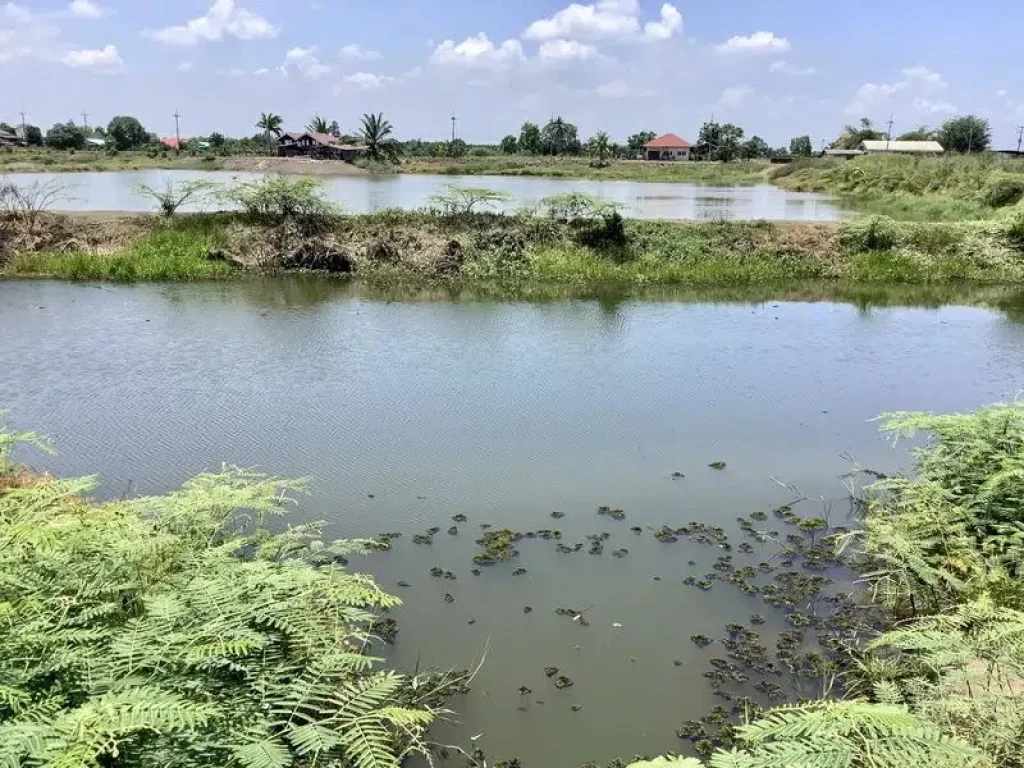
[223,175,341,225]
[540,117,581,156]
[789,136,813,157]
[428,184,513,216]
[938,116,991,154]
[832,118,885,149]
[627,131,657,154]
[0,427,433,768]
[694,122,744,162]
[134,179,217,217]
[107,116,149,151]
[360,113,400,163]
[499,134,518,154]
[45,122,86,150]
[588,131,612,166]
[518,122,541,154]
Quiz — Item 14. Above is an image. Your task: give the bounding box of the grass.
[771,154,1024,221]
[398,155,770,184]
[0,147,224,173]
[5,218,234,280]
[5,208,1024,285]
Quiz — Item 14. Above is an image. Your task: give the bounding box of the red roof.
[644,133,692,149]
[160,137,181,150]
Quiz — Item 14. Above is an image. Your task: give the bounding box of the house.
[824,148,866,160]
[0,129,23,147]
[84,137,107,149]
[859,140,944,156]
[277,132,365,162]
[643,133,692,161]
[159,137,181,150]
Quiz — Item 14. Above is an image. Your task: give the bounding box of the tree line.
[832,114,992,153]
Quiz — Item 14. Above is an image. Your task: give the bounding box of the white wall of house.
[646,148,690,161]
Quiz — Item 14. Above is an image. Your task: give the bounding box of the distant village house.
[858,140,944,156]
[0,129,24,147]
[642,133,692,161]
[277,132,366,163]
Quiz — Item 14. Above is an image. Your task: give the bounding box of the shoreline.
[3,209,1023,286]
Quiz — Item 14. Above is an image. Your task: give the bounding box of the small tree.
[223,175,341,225]
[938,115,991,154]
[500,134,518,154]
[897,126,936,141]
[833,117,884,149]
[695,121,744,161]
[208,132,226,148]
[627,131,657,155]
[134,180,217,217]
[587,130,612,166]
[740,135,770,160]
[541,191,618,221]
[107,116,148,150]
[0,178,73,233]
[519,121,541,154]
[445,138,468,158]
[789,135,813,156]
[360,113,400,163]
[307,115,330,134]
[428,185,513,215]
[45,122,85,150]
[256,112,284,154]
[23,125,43,146]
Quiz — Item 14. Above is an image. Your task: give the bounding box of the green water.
[2,277,1023,765]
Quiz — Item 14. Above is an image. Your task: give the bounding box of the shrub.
[427,185,513,216]
[979,173,1024,208]
[843,215,901,251]
[575,210,629,249]
[0,427,441,768]
[541,191,617,221]
[134,179,218,217]
[223,175,341,227]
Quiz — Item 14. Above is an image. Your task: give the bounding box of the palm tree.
[307,115,330,134]
[256,112,283,154]
[360,113,400,162]
[588,131,611,167]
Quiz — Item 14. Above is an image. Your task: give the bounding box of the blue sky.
[3,0,1023,147]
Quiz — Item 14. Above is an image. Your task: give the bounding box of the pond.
[2,170,842,221]
[2,278,1023,765]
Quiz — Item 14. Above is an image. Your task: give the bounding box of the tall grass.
[5,218,234,281]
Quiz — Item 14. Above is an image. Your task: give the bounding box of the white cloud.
[339,43,381,61]
[146,0,277,46]
[68,0,102,18]
[3,2,31,22]
[718,85,754,107]
[62,43,121,71]
[430,33,523,69]
[176,60,194,72]
[0,3,59,61]
[844,66,949,115]
[901,65,946,91]
[340,71,395,90]
[770,60,816,76]
[912,97,955,114]
[524,0,681,42]
[283,46,332,79]
[715,31,790,55]
[539,38,598,61]
[644,3,682,41]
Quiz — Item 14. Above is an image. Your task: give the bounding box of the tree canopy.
[627,131,657,153]
[833,118,885,149]
[44,122,85,150]
[896,126,937,142]
[518,122,541,154]
[789,135,813,157]
[740,135,770,160]
[695,121,744,161]
[540,117,581,156]
[500,134,518,154]
[360,113,400,162]
[938,115,991,154]
[107,115,149,151]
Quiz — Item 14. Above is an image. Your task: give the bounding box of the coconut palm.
[307,115,330,134]
[588,130,611,167]
[360,112,400,162]
[256,112,283,153]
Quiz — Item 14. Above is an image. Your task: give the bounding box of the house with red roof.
[643,133,692,161]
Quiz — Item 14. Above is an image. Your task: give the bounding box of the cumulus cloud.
[770,60,816,76]
[282,46,332,79]
[339,43,381,60]
[62,43,121,70]
[524,0,680,42]
[0,2,60,61]
[340,71,395,90]
[145,0,277,46]
[715,31,790,55]
[539,38,598,61]
[644,3,682,41]
[68,0,102,18]
[718,85,754,107]
[845,65,950,115]
[430,33,523,69]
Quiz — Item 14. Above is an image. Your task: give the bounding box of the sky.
[3,0,1024,148]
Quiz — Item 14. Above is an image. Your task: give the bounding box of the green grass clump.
[6,219,234,281]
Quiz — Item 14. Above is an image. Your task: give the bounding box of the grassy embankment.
[4,207,1024,285]
[771,153,1024,221]
[0,147,226,173]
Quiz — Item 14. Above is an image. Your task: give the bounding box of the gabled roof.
[0,129,19,141]
[644,133,692,149]
[860,140,944,153]
[160,137,181,149]
[280,131,340,146]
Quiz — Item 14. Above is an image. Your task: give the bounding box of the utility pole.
[886,114,894,150]
[173,109,182,151]
[1017,125,1023,155]
[450,111,457,143]
[81,111,89,131]
[19,111,27,142]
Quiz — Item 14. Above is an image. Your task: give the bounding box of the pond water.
[2,170,841,221]
[3,278,1024,765]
